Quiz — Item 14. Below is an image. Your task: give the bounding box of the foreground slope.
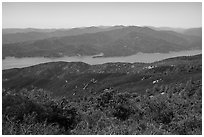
[2,54,202,135]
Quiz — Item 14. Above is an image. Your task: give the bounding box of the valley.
[2,49,201,70]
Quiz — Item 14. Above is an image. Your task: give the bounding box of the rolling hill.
[2,54,202,99]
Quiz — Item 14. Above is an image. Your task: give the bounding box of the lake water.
[2,50,202,70]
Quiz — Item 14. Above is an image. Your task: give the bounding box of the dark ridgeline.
[2,54,202,98]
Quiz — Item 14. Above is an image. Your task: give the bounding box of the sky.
[2,2,202,29]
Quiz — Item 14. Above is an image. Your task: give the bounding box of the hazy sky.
[2,2,202,29]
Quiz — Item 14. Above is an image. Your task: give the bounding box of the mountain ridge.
[3,26,202,58]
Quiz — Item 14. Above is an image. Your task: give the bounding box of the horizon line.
[2,25,202,30]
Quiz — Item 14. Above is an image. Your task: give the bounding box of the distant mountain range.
[147,26,202,36]
[2,26,124,44]
[2,26,202,58]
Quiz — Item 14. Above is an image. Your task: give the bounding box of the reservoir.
[2,50,202,70]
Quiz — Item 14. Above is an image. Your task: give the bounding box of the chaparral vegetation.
[2,54,202,135]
